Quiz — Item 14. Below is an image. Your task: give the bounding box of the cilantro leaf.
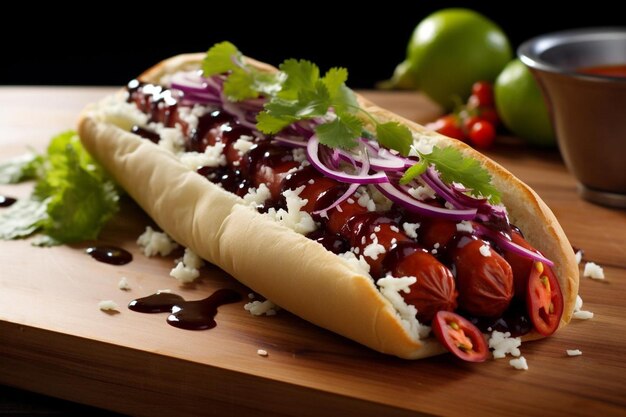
[279,59,320,100]
[223,68,258,101]
[0,197,48,240]
[315,113,363,149]
[419,146,501,203]
[295,81,330,117]
[0,152,43,184]
[322,67,348,99]
[0,130,120,245]
[256,110,294,134]
[202,41,241,76]
[376,121,413,156]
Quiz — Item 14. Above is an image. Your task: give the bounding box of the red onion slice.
[306,136,388,184]
[473,224,554,266]
[375,182,477,221]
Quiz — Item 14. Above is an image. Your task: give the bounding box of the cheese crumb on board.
[257,349,269,357]
[137,226,178,257]
[98,300,119,311]
[489,331,521,359]
[583,262,605,280]
[170,262,200,284]
[572,294,594,320]
[566,349,583,356]
[575,250,583,265]
[245,300,279,316]
[118,277,131,291]
[182,248,204,270]
[509,356,528,370]
[479,244,492,257]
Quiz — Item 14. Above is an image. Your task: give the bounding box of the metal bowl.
[519,28,626,208]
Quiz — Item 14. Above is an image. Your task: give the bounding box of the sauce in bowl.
[578,64,626,78]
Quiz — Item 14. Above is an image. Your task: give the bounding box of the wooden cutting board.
[1,87,625,417]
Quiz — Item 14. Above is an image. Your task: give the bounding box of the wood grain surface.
[0,87,625,417]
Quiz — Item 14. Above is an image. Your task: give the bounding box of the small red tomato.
[432,311,489,362]
[427,115,465,141]
[454,238,514,317]
[469,120,496,149]
[479,107,500,126]
[471,81,494,107]
[527,261,564,336]
[463,115,481,134]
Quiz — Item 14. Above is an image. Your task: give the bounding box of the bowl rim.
[518,27,626,82]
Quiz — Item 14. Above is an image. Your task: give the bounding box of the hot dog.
[78,48,579,360]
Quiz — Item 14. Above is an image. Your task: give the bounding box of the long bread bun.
[78,53,579,359]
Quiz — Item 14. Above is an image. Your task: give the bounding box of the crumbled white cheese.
[575,250,583,265]
[177,105,208,131]
[583,262,605,280]
[157,126,186,155]
[338,251,371,276]
[266,186,317,234]
[182,248,204,270]
[573,294,594,320]
[408,185,437,201]
[489,331,522,359]
[90,95,148,130]
[377,275,430,340]
[244,300,279,316]
[356,191,376,211]
[243,183,271,207]
[98,300,119,312]
[456,221,474,233]
[363,235,386,260]
[292,148,307,163]
[170,261,200,284]
[180,143,227,170]
[390,225,400,233]
[233,136,254,155]
[137,226,179,257]
[410,133,439,156]
[257,349,269,357]
[566,349,583,356]
[575,294,583,311]
[574,307,594,318]
[479,244,492,257]
[118,277,131,291]
[402,222,420,239]
[367,184,393,211]
[509,356,528,370]
[248,293,255,299]
[374,225,381,233]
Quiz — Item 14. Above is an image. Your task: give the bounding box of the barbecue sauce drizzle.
[129,289,241,330]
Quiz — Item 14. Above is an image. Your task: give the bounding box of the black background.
[1,1,623,88]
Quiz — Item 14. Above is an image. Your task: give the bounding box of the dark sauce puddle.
[86,246,133,265]
[0,196,17,207]
[128,289,241,330]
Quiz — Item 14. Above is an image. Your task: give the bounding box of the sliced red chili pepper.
[432,311,488,362]
[526,261,564,336]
